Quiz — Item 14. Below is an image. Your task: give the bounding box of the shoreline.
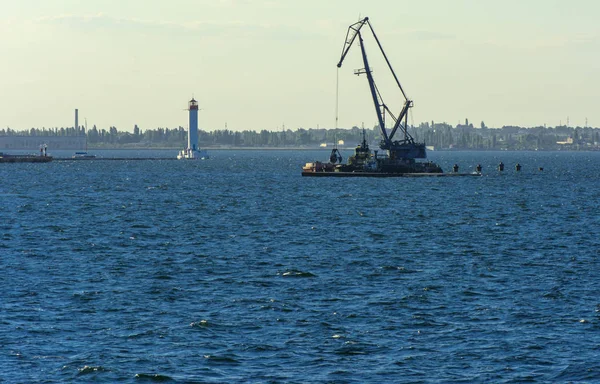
[82,147,600,152]
[2,146,598,152]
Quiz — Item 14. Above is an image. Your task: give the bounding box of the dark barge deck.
[302,171,481,177]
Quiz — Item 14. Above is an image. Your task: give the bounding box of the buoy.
[498,162,504,171]
[476,164,482,173]
[452,164,459,173]
[515,163,521,171]
[539,167,543,171]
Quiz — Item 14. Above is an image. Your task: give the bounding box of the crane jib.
[336,17,423,159]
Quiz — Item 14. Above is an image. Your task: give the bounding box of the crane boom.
[357,32,388,143]
[336,17,426,159]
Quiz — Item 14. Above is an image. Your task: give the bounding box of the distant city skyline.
[1,0,599,132]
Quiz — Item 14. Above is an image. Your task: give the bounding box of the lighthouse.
[188,98,198,151]
[178,97,209,159]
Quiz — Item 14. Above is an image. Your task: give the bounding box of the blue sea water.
[1,149,600,383]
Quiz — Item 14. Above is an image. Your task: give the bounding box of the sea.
[1,149,599,383]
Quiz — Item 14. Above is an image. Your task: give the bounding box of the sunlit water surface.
[1,149,599,383]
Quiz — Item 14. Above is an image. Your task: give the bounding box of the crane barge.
[302,17,447,177]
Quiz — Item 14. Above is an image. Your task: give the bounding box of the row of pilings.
[451,162,544,173]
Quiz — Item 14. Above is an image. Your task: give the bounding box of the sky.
[1,0,599,132]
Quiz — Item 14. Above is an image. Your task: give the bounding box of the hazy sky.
[1,0,599,132]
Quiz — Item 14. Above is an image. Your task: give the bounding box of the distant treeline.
[2,121,599,150]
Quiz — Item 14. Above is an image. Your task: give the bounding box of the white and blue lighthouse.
[178,97,209,159]
[188,98,199,151]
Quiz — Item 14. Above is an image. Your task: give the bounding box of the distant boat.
[1,144,52,163]
[0,153,53,163]
[73,119,96,159]
[72,151,96,159]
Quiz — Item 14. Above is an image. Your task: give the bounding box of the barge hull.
[302,171,480,177]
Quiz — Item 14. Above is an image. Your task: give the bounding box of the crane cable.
[335,67,339,130]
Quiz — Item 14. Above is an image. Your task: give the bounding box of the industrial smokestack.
[75,109,79,131]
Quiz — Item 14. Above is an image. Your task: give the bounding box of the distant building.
[557,137,574,145]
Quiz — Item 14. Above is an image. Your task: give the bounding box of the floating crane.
[337,17,427,160]
[301,17,449,176]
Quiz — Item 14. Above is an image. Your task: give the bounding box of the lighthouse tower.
[188,98,199,151]
[178,97,209,159]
